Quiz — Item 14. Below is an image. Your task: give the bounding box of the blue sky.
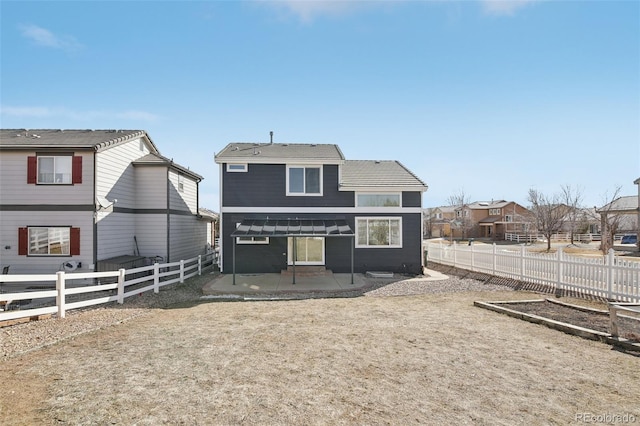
[1,0,638,211]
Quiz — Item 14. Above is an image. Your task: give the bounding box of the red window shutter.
[70,228,81,255]
[27,156,37,184]
[72,156,82,184]
[18,228,28,255]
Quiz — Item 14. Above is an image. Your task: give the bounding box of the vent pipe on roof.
[270,131,273,144]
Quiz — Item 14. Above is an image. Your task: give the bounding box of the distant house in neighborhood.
[0,129,209,274]
[596,195,639,237]
[426,200,533,240]
[214,141,428,275]
[423,206,456,238]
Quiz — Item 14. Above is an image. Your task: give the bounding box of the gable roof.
[215,142,345,164]
[597,196,639,213]
[468,200,510,209]
[0,129,160,154]
[133,153,203,181]
[340,160,427,191]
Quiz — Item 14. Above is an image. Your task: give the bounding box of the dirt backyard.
[1,279,639,425]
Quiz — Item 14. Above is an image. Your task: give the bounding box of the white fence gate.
[426,242,640,302]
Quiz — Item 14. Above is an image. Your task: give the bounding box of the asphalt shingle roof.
[133,153,203,181]
[340,160,427,190]
[0,129,159,153]
[215,142,344,162]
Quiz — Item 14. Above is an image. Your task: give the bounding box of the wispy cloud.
[19,24,83,51]
[480,0,539,16]
[1,105,159,122]
[259,0,380,23]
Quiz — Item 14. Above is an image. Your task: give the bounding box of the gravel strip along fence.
[2,268,515,360]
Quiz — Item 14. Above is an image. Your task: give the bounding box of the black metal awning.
[229,218,355,285]
[231,218,354,238]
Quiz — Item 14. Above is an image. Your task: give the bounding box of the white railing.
[0,252,216,322]
[426,242,640,302]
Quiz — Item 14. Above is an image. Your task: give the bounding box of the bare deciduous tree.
[448,189,472,240]
[561,184,584,245]
[527,188,565,251]
[598,186,623,254]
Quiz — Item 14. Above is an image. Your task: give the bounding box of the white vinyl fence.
[426,242,640,302]
[0,252,216,322]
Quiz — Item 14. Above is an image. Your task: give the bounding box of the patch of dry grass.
[1,291,639,424]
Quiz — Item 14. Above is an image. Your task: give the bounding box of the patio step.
[281,266,333,277]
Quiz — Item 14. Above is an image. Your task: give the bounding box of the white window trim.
[178,174,184,192]
[287,237,325,265]
[235,222,269,244]
[355,217,403,249]
[28,226,71,256]
[226,163,248,172]
[236,236,269,245]
[286,165,323,196]
[505,215,514,222]
[355,192,402,208]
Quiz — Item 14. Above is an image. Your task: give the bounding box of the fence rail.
[426,242,640,302]
[503,233,635,243]
[0,252,216,322]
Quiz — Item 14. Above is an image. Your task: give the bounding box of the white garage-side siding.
[169,215,207,262]
[96,212,137,260]
[169,170,198,213]
[134,214,167,260]
[135,167,167,209]
[96,138,150,208]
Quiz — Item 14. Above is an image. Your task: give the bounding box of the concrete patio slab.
[201,268,448,300]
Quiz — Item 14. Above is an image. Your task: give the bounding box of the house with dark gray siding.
[214,141,428,276]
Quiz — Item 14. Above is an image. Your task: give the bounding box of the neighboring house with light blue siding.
[214,141,428,276]
[0,129,208,274]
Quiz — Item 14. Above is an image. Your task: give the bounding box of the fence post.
[556,248,564,295]
[154,262,160,293]
[117,268,125,304]
[198,255,202,276]
[492,244,497,275]
[520,245,526,281]
[180,260,185,283]
[470,242,475,270]
[56,271,66,319]
[607,248,615,300]
[452,241,457,268]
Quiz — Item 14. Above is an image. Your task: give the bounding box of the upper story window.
[38,156,72,184]
[178,174,184,192]
[287,165,322,196]
[505,215,513,222]
[435,213,442,219]
[356,193,401,207]
[27,154,82,185]
[489,208,501,216]
[226,164,247,172]
[456,210,469,218]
